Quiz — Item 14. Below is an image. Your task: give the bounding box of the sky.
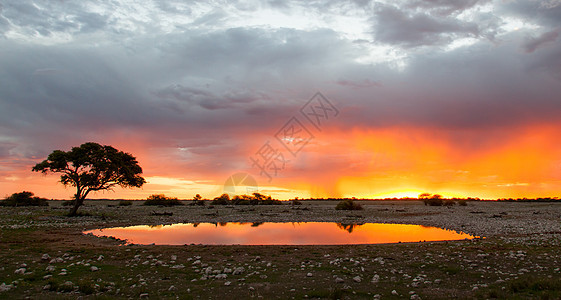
[1,0,561,200]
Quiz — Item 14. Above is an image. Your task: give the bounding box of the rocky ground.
[0,200,560,299]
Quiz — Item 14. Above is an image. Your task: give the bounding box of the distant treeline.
[30,196,561,203]
[287,197,561,202]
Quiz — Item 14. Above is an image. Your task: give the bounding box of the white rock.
[45,265,55,272]
[224,281,231,286]
[335,277,344,283]
[171,255,177,261]
[91,266,99,272]
[97,255,104,261]
[392,290,399,295]
[168,285,176,291]
[171,264,185,269]
[307,273,313,277]
[41,254,51,261]
[353,276,362,283]
[0,283,13,292]
[371,274,380,283]
[14,268,26,275]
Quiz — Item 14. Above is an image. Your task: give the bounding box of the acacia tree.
[32,142,146,216]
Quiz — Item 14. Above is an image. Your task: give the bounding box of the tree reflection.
[336,223,363,233]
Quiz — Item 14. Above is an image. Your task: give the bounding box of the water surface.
[84,222,477,245]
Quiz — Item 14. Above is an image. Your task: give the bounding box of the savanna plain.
[1,200,560,299]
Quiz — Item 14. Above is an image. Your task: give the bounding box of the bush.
[260,199,282,205]
[335,199,363,210]
[0,191,48,207]
[443,200,456,206]
[62,200,75,206]
[118,200,133,206]
[143,194,183,206]
[458,200,468,206]
[423,198,443,206]
[291,199,303,206]
[190,194,206,206]
[211,193,230,205]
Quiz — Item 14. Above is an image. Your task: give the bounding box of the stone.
[14,268,26,275]
[353,276,362,283]
[392,290,399,296]
[41,254,50,261]
[307,273,313,277]
[91,266,99,272]
[335,277,344,283]
[0,283,13,292]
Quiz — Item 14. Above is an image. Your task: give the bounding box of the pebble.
[91,266,99,272]
[224,281,231,286]
[307,273,313,277]
[14,268,26,275]
[392,290,399,295]
[0,283,13,292]
[353,276,361,283]
[335,277,344,283]
[41,254,50,261]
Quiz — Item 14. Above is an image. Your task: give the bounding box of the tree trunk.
[68,197,84,216]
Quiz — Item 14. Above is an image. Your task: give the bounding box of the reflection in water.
[336,223,363,233]
[84,222,478,246]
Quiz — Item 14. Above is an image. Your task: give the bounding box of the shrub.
[0,191,48,207]
[118,200,133,206]
[211,193,230,205]
[191,194,206,206]
[62,200,75,206]
[335,199,363,210]
[260,199,282,205]
[143,194,183,206]
[443,200,456,206]
[423,198,443,206]
[458,200,468,206]
[291,199,302,206]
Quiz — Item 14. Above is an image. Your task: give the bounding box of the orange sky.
[3,122,561,200]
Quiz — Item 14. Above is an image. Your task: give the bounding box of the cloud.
[523,29,560,53]
[372,4,480,48]
[406,0,486,16]
[2,0,561,198]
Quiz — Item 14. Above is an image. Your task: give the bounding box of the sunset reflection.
[84,222,477,245]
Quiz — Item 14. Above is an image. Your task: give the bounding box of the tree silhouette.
[32,142,145,216]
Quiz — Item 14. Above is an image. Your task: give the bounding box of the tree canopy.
[32,142,145,215]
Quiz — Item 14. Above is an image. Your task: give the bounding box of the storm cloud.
[1,0,561,198]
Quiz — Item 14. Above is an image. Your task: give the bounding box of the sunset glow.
[84,222,477,245]
[2,1,561,200]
